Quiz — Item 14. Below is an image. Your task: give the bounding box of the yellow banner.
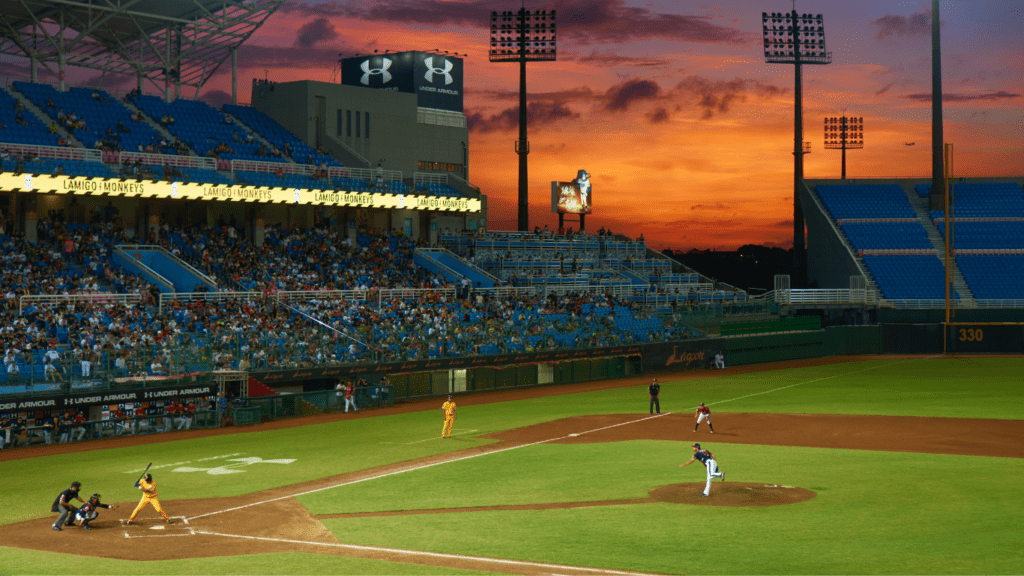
[0,173,481,213]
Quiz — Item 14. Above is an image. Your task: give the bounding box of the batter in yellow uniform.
[441,395,456,438]
[126,473,173,525]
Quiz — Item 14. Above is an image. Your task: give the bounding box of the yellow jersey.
[442,400,456,419]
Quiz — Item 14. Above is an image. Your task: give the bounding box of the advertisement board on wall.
[0,173,481,213]
[551,169,592,214]
[341,51,464,113]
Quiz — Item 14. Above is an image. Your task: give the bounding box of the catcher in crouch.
[75,493,116,530]
[126,473,173,525]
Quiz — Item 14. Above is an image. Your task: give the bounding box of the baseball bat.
[135,462,152,483]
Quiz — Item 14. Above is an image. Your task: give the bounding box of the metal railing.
[0,142,101,163]
[115,151,215,170]
[767,288,878,305]
[18,293,142,315]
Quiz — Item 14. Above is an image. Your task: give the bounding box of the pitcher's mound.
[650,483,816,507]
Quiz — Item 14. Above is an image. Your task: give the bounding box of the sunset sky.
[7,1,1024,251]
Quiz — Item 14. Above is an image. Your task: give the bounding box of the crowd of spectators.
[0,218,696,388]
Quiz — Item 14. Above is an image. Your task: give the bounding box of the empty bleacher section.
[0,87,61,147]
[223,104,339,167]
[14,82,171,155]
[131,94,278,164]
[918,182,1024,299]
[813,184,954,301]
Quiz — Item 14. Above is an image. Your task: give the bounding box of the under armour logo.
[423,57,454,85]
[361,58,392,85]
[171,182,179,198]
[23,174,32,191]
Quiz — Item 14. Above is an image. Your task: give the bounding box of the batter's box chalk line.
[121,516,194,539]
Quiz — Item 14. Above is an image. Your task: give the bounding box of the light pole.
[762,9,831,286]
[824,115,863,180]
[489,8,557,231]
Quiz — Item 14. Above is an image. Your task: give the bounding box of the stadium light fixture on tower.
[761,8,831,287]
[824,115,864,180]
[490,8,557,232]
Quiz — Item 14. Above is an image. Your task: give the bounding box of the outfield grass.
[1,357,1021,574]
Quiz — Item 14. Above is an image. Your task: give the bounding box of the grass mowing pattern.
[318,444,1024,575]
[1,357,1021,574]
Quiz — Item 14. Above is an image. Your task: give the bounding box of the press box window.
[346,110,352,137]
[336,110,343,137]
[355,111,360,138]
[365,112,370,139]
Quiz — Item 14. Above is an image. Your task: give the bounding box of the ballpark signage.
[0,173,481,213]
[551,169,592,214]
[342,51,464,113]
[0,383,217,411]
[641,339,724,373]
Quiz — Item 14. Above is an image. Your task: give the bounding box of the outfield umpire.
[648,378,661,415]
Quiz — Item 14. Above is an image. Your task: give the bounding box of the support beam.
[231,47,237,105]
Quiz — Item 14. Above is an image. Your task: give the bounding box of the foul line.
[700,356,936,410]
[187,413,666,522]
[192,530,658,576]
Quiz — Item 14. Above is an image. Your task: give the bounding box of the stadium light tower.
[824,115,863,180]
[490,8,557,231]
[762,8,831,286]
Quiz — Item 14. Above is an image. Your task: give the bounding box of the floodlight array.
[824,116,864,149]
[762,11,831,64]
[489,9,557,62]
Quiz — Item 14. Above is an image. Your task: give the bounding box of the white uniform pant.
[75,510,98,523]
[73,426,86,441]
[345,397,358,412]
[176,416,192,430]
[697,413,712,425]
[703,459,724,495]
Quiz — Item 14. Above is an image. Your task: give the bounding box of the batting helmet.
[89,493,101,501]
[144,473,152,482]
[692,443,701,449]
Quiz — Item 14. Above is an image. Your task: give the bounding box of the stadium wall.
[251,80,469,180]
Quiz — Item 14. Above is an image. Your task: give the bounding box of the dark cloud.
[295,16,340,48]
[674,76,784,119]
[691,203,730,211]
[466,101,580,133]
[871,10,932,40]
[575,51,671,68]
[604,79,660,111]
[901,91,1021,102]
[646,107,670,124]
[875,82,895,96]
[282,0,752,46]
[474,87,597,103]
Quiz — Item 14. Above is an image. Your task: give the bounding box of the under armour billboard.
[341,51,464,113]
[551,169,593,214]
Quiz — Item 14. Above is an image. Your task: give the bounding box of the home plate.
[149,525,166,530]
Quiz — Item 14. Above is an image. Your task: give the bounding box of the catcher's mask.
[90,493,100,502]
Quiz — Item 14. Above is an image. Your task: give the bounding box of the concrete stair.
[121,99,193,155]
[221,111,294,164]
[8,86,83,147]
[900,184,975,303]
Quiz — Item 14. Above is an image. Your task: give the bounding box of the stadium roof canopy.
[0,0,284,92]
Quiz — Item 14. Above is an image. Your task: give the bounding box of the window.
[355,111,360,138]
[364,112,370,139]
[336,110,343,136]
[346,110,351,137]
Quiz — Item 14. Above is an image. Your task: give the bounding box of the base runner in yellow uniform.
[441,395,456,438]
[126,473,173,525]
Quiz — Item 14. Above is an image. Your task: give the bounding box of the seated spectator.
[46,97,56,108]
[131,111,143,122]
[48,123,59,134]
[116,120,129,133]
[150,359,166,375]
[91,90,104,103]
[16,110,28,126]
[53,164,64,176]
[44,358,62,382]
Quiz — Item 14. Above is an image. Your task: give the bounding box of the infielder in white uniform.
[680,443,724,496]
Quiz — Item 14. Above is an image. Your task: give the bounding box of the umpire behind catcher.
[51,481,85,531]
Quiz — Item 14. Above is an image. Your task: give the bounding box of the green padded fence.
[720,315,821,336]
[232,406,262,427]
